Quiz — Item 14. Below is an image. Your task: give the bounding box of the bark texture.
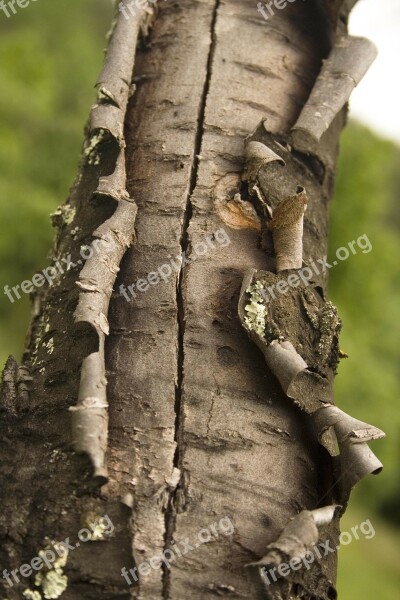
[0,1,382,599]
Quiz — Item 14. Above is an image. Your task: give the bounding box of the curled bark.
[238,7,384,518]
[70,1,145,481]
[247,507,340,600]
[291,35,377,152]
[239,27,384,575]
[71,199,137,481]
[268,187,308,272]
[314,405,384,502]
[243,137,308,272]
[249,506,339,568]
[243,140,285,188]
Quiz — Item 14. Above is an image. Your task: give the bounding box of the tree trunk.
[0,1,383,599]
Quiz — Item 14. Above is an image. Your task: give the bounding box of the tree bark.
[0,1,382,599]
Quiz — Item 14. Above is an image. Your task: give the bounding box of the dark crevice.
[161,1,221,598]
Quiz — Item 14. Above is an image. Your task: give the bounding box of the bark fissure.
[162,2,221,597]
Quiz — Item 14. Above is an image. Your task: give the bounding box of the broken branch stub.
[70,1,145,482]
[238,269,334,414]
[291,35,378,151]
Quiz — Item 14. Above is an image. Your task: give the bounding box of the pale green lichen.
[97,87,115,103]
[81,512,112,541]
[301,287,320,329]
[44,338,54,356]
[35,570,67,600]
[244,278,282,344]
[32,313,50,366]
[317,300,342,367]
[244,281,267,336]
[33,542,69,599]
[48,542,68,569]
[84,128,107,165]
[50,205,76,228]
[23,591,42,600]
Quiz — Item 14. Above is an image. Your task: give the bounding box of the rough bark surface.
[0,1,380,600]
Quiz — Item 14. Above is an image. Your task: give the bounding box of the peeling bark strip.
[237,1,384,591]
[243,140,308,271]
[70,1,146,481]
[268,188,307,272]
[248,507,340,600]
[314,406,384,500]
[291,35,377,152]
[238,192,384,502]
[249,507,339,569]
[71,200,137,480]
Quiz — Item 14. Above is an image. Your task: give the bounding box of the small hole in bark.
[260,513,273,527]
[239,180,250,201]
[327,586,337,599]
[292,583,304,597]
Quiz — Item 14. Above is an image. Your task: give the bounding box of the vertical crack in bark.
[162,1,221,597]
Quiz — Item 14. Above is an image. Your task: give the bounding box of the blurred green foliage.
[0,1,399,597]
[0,0,112,363]
[328,122,400,522]
[337,504,400,598]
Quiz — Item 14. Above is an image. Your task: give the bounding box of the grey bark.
[0,1,383,599]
